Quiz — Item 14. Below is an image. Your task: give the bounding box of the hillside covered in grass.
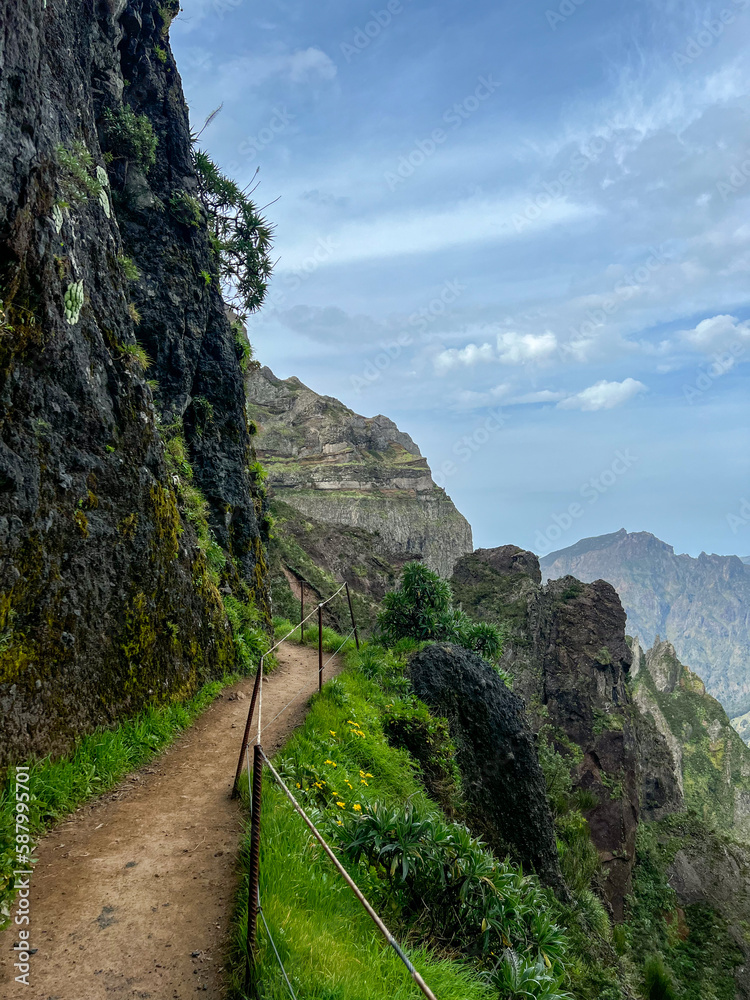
[229,621,745,1000]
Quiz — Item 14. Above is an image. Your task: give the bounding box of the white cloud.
[509,389,567,404]
[452,384,512,409]
[216,47,337,91]
[679,314,750,352]
[287,48,337,83]
[558,378,647,411]
[435,331,558,372]
[497,331,557,364]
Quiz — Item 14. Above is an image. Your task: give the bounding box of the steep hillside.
[630,637,750,839]
[451,546,640,919]
[246,366,472,582]
[0,0,268,766]
[541,529,750,716]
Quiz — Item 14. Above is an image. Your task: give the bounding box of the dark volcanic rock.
[409,642,566,896]
[452,548,640,919]
[0,0,266,765]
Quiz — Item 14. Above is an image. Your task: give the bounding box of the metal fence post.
[300,580,304,643]
[318,604,323,692]
[245,742,264,996]
[345,582,360,650]
[231,663,263,799]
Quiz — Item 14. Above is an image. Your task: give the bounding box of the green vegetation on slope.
[227,594,746,1000]
[228,637,572,1000]
[632,648,750,836]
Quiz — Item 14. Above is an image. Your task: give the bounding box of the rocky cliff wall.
[452,546,640,919]
[246,366,472,581]
[0,0,267,766]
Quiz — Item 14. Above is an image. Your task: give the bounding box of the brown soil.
[0,641,342,1000]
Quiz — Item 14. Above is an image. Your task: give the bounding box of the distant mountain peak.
[540,529,750,716]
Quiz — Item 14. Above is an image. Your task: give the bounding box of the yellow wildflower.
[361,780,369,786]
[336,801,345,809]
[353,804,362,812]
[329,730,337,736]
[324,760,337,767]
[296,783,301,788]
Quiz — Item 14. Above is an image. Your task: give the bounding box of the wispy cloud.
[558,378,647,411]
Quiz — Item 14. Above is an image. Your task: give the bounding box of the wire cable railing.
[231,581,357,799]
[254,748,439,1000]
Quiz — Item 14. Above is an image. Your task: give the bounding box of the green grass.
[226,638,576,1000]
[227,652,494,999]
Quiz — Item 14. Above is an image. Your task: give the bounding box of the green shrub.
[102,105,157,172]
[223,595,268,670]
[169,190,202,227]
[56,141,103,204]
[377,562,506,661]
[382,697,462,813]
[118,254,141,281]
[117,342,150,370]
[643,954,677,1000]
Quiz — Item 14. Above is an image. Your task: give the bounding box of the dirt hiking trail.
[1,641,342,1000]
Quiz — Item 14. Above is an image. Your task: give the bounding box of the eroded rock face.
[0,0,265,765]
[409,642,566,896]
[246,366,472,580]
[665,825,750,1000]
[452,548,639,919]
[632,637,750,839]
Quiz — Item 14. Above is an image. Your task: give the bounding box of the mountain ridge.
[541,529,750,716]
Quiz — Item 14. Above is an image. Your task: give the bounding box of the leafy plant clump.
[169,190,203,228]
[55,141,103,205]
[192,148,275,317]
[102,105,158,173]
[378,562,506,663]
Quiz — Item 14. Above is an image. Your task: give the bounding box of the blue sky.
[172,0,750,559]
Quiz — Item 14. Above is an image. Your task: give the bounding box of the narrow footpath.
[1,641,342,1000]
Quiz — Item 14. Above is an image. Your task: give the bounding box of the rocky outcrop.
[246,366,472,580]
[541,529,750,716]
[631,637,750,839]
[452,548,639,919]
[0,0,266,765]
[409,642,566,896]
